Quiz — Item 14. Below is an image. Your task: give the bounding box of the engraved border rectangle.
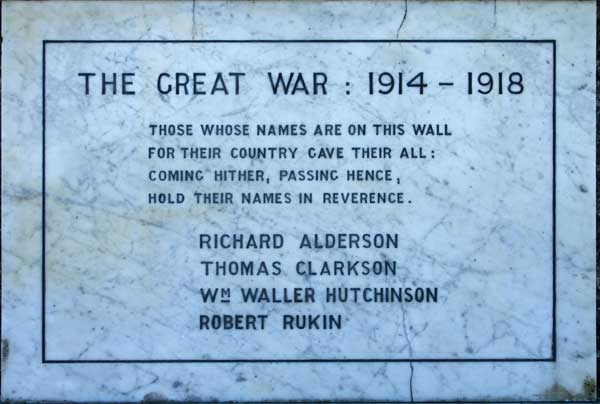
[41,39,557,364]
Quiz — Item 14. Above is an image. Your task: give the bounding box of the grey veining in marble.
[1,1,596,402]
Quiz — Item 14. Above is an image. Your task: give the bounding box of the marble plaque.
[1,1,596,402]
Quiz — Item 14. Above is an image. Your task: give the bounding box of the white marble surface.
[1,1,596,402]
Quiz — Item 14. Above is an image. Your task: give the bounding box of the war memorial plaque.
[1,1,597,402]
